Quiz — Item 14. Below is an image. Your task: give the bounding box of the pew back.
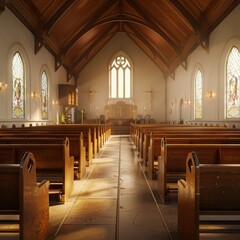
[0,138,73,202]
[158,139,240,201]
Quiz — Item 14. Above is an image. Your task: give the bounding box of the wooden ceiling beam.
[72,25,115,68]
[202,0,239,35]
[126,23,170,68]
[6,0,41,33]
[76,36,114,74]
[62,0,116,56]
[169,0,200,33]
[127,0,180,55]
[43,0,78,34]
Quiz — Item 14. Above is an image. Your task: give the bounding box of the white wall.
[77,32,166,123]
[0,9,74,127]
[166,5,240,126]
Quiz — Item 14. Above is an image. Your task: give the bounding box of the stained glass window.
[194,69,203,119]
[41,71,48,120]
[12,52,25,119]
[226,47,240,119]
[110,54,131,98]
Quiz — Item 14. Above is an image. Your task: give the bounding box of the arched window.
[41,70,48,120]
[226,46,240,119]
[109,53,131,99]
[12,52,25,119]
[194,69,203,119]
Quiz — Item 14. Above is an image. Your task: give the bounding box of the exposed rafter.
[61,0,116,56]
[72,26,115,69]
[127,0,180,55]
[126,23,170,71]
[76,35,114,74]
[169,0,200,33]
[6,0,239,81]
[43,0,77,35]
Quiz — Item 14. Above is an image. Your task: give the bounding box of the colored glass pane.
[195,69,203,119]
[41,71,48,120]
[226,47,240,118]
[12,52,25,119]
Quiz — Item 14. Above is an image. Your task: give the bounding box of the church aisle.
[52,135,176,240]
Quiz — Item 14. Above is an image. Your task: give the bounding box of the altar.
[105,101,137,133]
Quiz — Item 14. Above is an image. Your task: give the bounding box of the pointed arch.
[191,64,204,120]
[194,68,203,119]
[7,43,30,120]
[39,65,52,120]
[109,51,133,99]
[41,70,48,120]
[12,51,25,119]
[225,46,240,119]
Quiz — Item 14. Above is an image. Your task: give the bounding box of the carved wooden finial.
[200,36,209,53]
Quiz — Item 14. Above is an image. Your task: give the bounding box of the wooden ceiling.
[3,0,239,81]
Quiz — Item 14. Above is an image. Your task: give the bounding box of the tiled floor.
[49,135,178,240]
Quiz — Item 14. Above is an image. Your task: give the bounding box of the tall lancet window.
[226,47,240,119]
[12,52,25,119]
[194,69,203,119]
[41,71,48,120]
[109,54,131,99]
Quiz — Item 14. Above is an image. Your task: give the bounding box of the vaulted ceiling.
[3,0,239,82]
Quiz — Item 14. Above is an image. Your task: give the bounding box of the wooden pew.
[0,133,86,179]
[147,134,240,179]
[0,152,49,240]
[0,124,97,165]
[178,152,240,240]
[0,138,74,203]
[0,123,110,159]
[141,127,240,161]
[158,139,240,202]
[22,123,107,153]
[131,123,239,157]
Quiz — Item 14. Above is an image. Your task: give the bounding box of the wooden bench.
[0,133,87,179]
[158,139,240,202]
[0,152,49,240]
[141,127,240,161]
[178,151,240,240]
[147,134,240,179]
[0,125,97,166]
[131,123,239,156]
[19,123,109,154]
[0,138,74,203]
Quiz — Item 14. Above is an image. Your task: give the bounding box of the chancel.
[0,1,240,240]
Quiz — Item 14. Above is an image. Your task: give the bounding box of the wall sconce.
[31,91,40,98]
[171,101,176,107]
[52,100,58,105]
[183,99,190,105]
[0,82,7,91]
[205,91,215,98]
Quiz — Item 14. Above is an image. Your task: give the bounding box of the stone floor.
[50,135,178,240]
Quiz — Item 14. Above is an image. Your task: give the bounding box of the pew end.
[0,152,49,240]
[178,151,240,240]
